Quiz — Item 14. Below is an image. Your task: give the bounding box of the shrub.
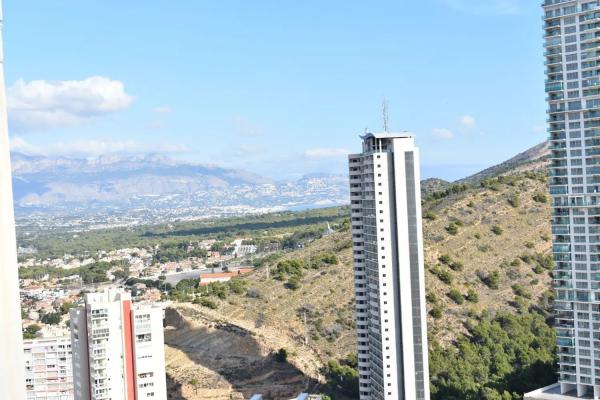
[533,193,548,203]
[520,254,533,264]
[466,289,479,303]
[447,289,464,304]
[424,211,437,221]
[491,225,503,235]
[474,233,482,239]
[286,275,301,290]
[524,242,534,249]
[508,195,520,208]
[479,270,500,289]
[228,278,247,294]
[199,298,218,310]
[431,266,453,284]
[467,201,475,208]
[426,292,438,304]
[430,307,443,319]
[449,260,464,272]
[439,254,452,265]
[512,284,531,299]
[446,223,459,235]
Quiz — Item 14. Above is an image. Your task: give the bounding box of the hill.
[162,150,555,399]
[458,141,549,185]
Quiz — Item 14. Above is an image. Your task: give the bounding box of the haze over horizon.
[4,0,545,181]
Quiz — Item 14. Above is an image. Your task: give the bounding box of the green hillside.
[164,170,557,400]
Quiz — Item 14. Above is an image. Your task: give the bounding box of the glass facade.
[544,0,600,396]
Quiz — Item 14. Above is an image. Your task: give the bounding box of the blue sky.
[4,0,545,181]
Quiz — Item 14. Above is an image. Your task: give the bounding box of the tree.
[326,356,359,397]
[59,302,75,315]
[23,324,41,339]
[40,312,61,325]
[275,348,288,363]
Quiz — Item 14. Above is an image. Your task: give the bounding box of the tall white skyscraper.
[528,1,600,399]
[0,1,27,398]
[348,133,429,400]
[70,289,167,400]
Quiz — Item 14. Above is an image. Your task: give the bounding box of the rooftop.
[360,131,415,140]
[525,384,594,400]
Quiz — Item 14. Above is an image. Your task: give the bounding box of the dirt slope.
[165,172,552,399]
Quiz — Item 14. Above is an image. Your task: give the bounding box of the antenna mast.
[382,99,389,133]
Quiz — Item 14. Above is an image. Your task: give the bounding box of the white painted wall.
[0,0,26,397]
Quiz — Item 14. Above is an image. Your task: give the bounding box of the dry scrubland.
[164,161,554,399]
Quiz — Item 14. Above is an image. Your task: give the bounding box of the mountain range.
[10,152,349,218]
[11,142,550,228]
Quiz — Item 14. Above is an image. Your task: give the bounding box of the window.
[136,333,152,343]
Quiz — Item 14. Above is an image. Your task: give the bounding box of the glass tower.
[545,0,600,397]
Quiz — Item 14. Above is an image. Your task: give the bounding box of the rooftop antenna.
[382,99,389,133]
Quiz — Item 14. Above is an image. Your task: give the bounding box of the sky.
[4,0,546,181]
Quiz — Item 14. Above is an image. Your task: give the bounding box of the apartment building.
[0,0,26,397]
[23,337,73,400]
[70,289,167,400]
[528,1,600,398]
[348,133,429,400]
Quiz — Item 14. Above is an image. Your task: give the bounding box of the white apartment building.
[23,337,73,400]
[348,133,430,400]
[528,1,600,399]
[70,289,167,400]
[0,0,27,398]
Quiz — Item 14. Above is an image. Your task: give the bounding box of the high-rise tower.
[528,1,600,399]
[0,1,27,398]
[349,133,430,400]
[70,289,167,400]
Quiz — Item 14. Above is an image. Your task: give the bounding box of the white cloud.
[458,115,476,129]
[7,76,133,132]
[153,106,172,114]
[441,0,524,15]
[304,148,351,159]
[10,136,187,157]
[432,128,455,140]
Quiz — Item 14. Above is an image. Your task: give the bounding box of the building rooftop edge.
[360,131,415,140]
